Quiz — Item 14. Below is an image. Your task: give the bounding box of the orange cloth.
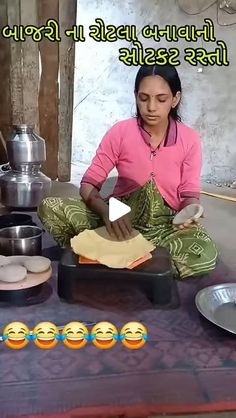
[79,253,152,269]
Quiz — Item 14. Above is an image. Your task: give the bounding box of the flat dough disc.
[23,256,51,273]
[7,255,31,266]
[70,226,155,269]
[0,266,52,290]
[0,264,27,283]
[173,204,204,225]
[0,255,10,267]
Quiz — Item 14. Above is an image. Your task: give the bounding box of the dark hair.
[134,64,182,122]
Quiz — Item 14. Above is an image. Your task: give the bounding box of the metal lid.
[13,124,34,133]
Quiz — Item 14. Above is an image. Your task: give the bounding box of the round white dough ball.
[0,255,10,267]
[0,264,27,282]
[24,256,51,273]
[7,255,31,266]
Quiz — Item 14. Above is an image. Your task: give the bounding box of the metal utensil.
[7,125,46,168]
[195,283,236,334]
[0,125,51,208]
[0,168,51,208]
[0,225,42,256]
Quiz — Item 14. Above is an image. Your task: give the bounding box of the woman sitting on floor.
[38,64,218,279]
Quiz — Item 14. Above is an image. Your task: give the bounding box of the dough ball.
[24,256,51,273]
[8,255,31,266]
[0,264,27,282]
[0,255,10,267]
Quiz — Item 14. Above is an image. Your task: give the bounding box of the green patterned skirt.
[38,181,218,279]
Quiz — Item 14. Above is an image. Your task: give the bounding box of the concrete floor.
[49,179,236,418]
[199,184,236,273]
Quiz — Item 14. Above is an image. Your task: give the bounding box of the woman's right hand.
[81,184,133,240]
[102,212,133,240]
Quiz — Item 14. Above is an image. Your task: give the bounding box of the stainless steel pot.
[0,167,51,208]
[0,124,52,209]
[0,225,42,256]
[7,125,46,168]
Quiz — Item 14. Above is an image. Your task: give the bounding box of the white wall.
[72,0,236,184]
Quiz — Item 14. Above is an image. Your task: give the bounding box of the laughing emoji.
[2,322,30,349]
[90,322,118,349]
[120,322,148,349]
[61,322,89,349]
[32,322,60,349]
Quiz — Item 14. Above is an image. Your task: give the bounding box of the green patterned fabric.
[38,181,218,279]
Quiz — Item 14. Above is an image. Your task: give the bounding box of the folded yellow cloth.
[70,226,155,269]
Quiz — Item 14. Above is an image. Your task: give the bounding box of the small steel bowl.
[0,225,42,256]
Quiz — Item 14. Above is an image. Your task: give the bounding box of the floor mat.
[1,213,236,417]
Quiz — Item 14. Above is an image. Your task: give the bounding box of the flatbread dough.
[0,264,27,282]
[173,204,204,225]
[0,255,10,267]
[23,256,51,273]
[7,255,31,266]
[70,226,155,269]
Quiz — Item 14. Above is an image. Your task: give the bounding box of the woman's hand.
[102,212,133,240]
[175,199,205,230]
[176,211,205,230]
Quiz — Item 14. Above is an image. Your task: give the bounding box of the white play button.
[108,197,131,222]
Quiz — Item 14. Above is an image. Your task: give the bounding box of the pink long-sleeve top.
[81,117,202,211]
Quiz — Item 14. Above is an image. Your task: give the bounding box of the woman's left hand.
[176,211,205,230]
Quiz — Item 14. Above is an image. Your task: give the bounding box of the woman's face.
[136,75,180,127]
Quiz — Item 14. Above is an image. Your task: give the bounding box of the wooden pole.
[38,0,59,180]
[0,0,12,162]
[20,0,39,131]
[7,0,23,125]
[58,0,77,182]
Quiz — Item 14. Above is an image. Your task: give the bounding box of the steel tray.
[195,283,236,334]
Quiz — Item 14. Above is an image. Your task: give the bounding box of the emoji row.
[1,321,148,350]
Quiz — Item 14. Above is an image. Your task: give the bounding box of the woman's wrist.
[179,197,200,211]
[86,194,108,218]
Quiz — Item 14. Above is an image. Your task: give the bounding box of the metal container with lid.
[0,168,51,208]
[0,124,51,208]
[7,124,46,169]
